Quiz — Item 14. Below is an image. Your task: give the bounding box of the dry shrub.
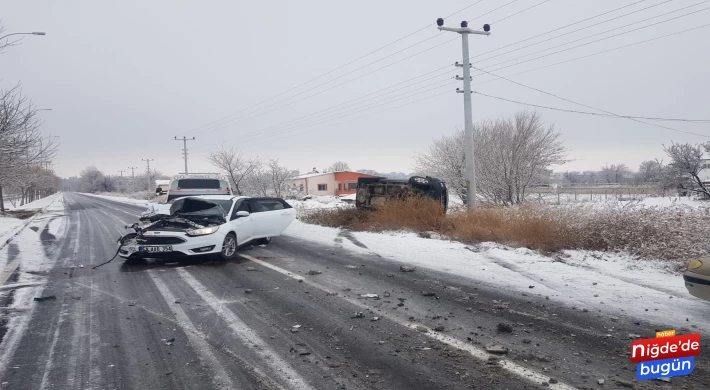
[302,197,710,265]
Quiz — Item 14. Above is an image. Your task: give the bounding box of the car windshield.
[169,197,229,217]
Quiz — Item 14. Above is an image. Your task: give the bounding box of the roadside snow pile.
[286,196,354,217]
[283,220,710,333]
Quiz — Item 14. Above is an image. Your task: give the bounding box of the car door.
[251,198,296,237]
[228,199,255,245]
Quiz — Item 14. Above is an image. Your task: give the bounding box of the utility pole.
[128,166,137,177]
[436,18,490,209]
[142,159,154,192]
[174,136,195,174]
[118,170,125,177]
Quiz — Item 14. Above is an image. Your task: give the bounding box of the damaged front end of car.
[118,197,227,259]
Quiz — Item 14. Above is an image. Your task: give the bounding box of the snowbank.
[283,220,710,333]
[286,196,354,216]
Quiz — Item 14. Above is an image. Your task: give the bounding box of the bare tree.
[600,163,630,184]
[328,161,351,172]
[268,159,298,197]
[0,84,59,210]
[637,160,664,183]
[413,128,467,200]
[414,112,566,205]
[663,142,710,197]
[207,146,261,195]
[0,22,24,54]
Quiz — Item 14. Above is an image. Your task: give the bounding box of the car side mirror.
[234,211,250,219]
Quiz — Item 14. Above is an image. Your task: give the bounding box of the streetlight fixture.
[0,31,46,40]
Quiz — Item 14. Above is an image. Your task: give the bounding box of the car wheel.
[257,237,272,245]
[221,233,238,260]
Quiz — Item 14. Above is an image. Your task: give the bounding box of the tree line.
[413,111,710,205]
[0,23,60,211]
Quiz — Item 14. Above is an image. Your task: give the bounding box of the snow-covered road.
[0,192,707,389]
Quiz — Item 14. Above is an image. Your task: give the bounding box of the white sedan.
[119,195,296,260]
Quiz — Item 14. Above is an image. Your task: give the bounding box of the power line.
[239,89,455,149]
[471,90,710,124]
[470,23,710,87]
[469,0,521,22]
[215,81,459,147]
[469,0,650,60]
[199,20,710,154]
[468,5,710,80]
[200,2,665,134]
[189,0,487,133]
[470,66,710,138]
[475,1,708,67]
[490,0,551,25]
[192,0,547,134]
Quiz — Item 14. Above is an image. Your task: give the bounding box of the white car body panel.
[120,195,294,259]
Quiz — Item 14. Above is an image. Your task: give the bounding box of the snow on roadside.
[81,192,157,207]
[0,193,63,245]
[0,195,67,377]
[286,196,354,216]
[283,220,710,333]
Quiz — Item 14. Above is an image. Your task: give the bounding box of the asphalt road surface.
[0,193,708,389]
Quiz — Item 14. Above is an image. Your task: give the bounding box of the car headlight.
[688,259,703,270]
[186,226,220,236]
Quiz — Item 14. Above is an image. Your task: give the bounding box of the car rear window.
[176,179,221,189]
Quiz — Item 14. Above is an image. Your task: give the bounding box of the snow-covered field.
[286,195,354,215]
[283,220,710,333]
[81,192,156,208]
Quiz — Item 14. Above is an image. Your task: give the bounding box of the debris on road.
[497,322,513,333]
[371,316,380,321]
[360,294,380,299]
[307,270,322,275]
[433,325,445,332]
[244,289,253,294]
[33,295,56,302]
[528,285,534,289]
[415,325,429,333]
[485,344,509,354]
[164,338,175,346]
[421,291,436,297]
[597,379,605,385]
[351,312,365,318]
[399,265,416,272]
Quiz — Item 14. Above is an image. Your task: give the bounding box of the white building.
[284,170,376,196]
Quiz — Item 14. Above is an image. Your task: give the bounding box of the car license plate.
[139,246,172,253]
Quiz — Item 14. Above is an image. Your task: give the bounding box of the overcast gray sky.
[3,0,709,178]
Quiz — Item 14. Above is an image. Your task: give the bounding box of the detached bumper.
[683,271,710,301]
[118,231,226,259]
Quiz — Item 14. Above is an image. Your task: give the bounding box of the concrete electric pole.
[128,167,137,178]
[118,170,125,177]
[436,18,490,209]
[142,159,154,192]
[174,136,195,174]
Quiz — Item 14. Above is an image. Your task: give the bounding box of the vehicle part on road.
[355,175,448,211]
